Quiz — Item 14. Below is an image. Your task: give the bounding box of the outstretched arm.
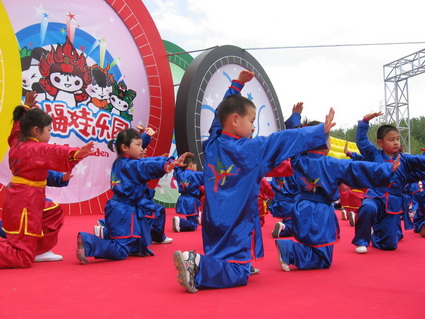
[164,152,195,173]
[72,141,95,160]
[285,102,304,129]
[356,112,381,161]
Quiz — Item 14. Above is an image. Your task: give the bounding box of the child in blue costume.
[173,70,335,293]
[172,156,204,232]
[275,120,399,270]
[352,112,425,253]
[269,102,304,238]
[76,128,191,264]
[93,126,173,244]
[412,180,425,236]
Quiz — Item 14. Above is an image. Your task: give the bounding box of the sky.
[143,0,425,129]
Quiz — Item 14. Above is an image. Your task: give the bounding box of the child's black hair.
[182,155,196,170]
[217,94,255,127]
[107,128,141,156]
[377,124,398,140]
[13,106,52,141]
[299,118,322,127]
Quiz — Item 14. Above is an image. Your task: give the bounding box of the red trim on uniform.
[291,237,339,248]
[308,150,326,156]
[222,131,241,139]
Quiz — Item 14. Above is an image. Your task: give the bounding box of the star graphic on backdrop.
[42,12,49,18]
[67,12,76,21]
[105,168,111,177]
[247,92,253,100]
[34,5,45,17]
[205,94,214,107]
[86,182,92,188]
[75,162,88,176]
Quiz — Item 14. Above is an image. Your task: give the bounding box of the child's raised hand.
[237,70,254,84]
[135,124,146,134]
[324,108,336,134]
[364,112,383,121]
[391,154,401,172]
[292,102,304,114]
[24,91,38,108]
[164,152,194,173]
[62,171,74,182]
[76,141,95,160]
[144,127,157,137]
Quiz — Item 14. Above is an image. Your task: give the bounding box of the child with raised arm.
[270,102,304,238]
[92,125,173,244]
[173,70,335,293]
[1,92,94,268]
[172,156,204,232]
[275,120,399,271]
[352,112,425,253]
[76,128,191,264]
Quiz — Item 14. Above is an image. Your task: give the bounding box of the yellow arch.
[328,136,359,159]
[0,2,21,160]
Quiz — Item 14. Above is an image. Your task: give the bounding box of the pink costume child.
[0,92,93,268]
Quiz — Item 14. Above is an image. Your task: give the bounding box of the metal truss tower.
[384,48,425,154]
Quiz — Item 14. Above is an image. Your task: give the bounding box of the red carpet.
[0,209,424,319]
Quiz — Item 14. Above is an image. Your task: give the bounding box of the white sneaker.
[355,245,368,254]
[34,251,63,262]
[272,222,285,238]
[93,225,104,238]
[172,216,180,232]
[152,237,174,244]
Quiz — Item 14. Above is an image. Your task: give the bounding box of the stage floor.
[0,209,424,319]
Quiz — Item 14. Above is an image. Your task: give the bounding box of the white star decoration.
[105,168,111,177]
[75,162,88,176]
[204,94,214,107]
[34,5,45,17]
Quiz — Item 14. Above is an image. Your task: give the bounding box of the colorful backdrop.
[0,0,174,215]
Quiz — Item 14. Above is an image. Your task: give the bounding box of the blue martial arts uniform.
[276,151,394,269]
[78,155,173,260]
[194,79,329,289]
[173,167,204,231]
[269,176,298,237]
[268,111,302,237]
[412,181,425,233]
[352,118,425,250]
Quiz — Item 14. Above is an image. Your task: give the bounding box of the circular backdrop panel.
[175,45,284,170]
